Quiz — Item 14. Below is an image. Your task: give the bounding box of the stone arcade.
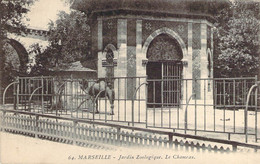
[72,0,228,107]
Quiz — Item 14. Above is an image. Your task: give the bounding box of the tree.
[0,0,34,103]
[214,0,260,78]
[0,0,34,45]
[0,0,34,76]
[30,10,92,75]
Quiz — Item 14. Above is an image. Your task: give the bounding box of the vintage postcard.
[0,0,260,163]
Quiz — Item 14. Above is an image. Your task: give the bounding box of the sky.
[11,0,71,67]
[24,0,71,30]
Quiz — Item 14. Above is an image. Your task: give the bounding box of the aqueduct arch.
[0,28,49,104]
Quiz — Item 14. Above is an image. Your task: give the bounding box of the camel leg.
[110,104,114,115]
[107,92,115,115]
[109,97,114,115]
[95,99,99,113]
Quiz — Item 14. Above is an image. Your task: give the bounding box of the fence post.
[41,76,44,114]
[255,78,259,143]
[232,144,237,152]
[73,120,78,145]
[13,82,16,110]
[16,78,20,110]
[92,97,95,123]
[245,84,258,143]
[145,79,148,128]
[132,97,135,127]
[117,127,121,145]
[132,82,148,127]
[185,94,195,134]
[194,78,197,136]
[1,111,6,131]
[35,115,39,138]
[168,134,173,149]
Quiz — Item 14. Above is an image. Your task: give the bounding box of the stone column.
[183,22,193,103]
[200,23,214,107]
[135,20,146,100]
[136,20,144,77]
[200,23,208,101]
[192,23,201,100]
[117,19,127,99]
[97,19,105,78]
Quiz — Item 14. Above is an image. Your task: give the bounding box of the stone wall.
[95,16,214,103]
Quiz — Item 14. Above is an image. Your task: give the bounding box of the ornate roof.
[72,0,229,21]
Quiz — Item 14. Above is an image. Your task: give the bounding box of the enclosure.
[2,76,259,143]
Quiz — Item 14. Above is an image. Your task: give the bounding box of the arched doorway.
[146,34,183,107]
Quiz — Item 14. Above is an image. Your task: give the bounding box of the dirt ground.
[1,103,260,144]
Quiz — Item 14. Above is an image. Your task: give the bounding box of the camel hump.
[97,78,105,83]
[93,80,106,91]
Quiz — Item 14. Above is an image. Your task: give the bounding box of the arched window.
[147,34,183,61]
[106,49,114,80]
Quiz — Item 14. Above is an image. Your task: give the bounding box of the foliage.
[30,0,259,78]
[214,0,260,78]
[31,10,91,75]
[0,0,34,40]
[0,0,34,89]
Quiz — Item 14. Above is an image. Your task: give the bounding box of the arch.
[102,44,119,78]
[103,43,118,59]
[146,34,183,61]
[144,29,186,107]
[142,27,187,61]
[3,39,29,70]
[1,39,29,104]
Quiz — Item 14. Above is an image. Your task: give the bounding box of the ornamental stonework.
[192,49,201,99]
[147,34,183,61]
[192,23,201,49]
[142,20,188,48]
[127,19,136,46]
[102,19,117,50]
[127,46,136,99]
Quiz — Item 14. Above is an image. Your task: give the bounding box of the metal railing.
[2,76,259,142]
[146,76,258,142]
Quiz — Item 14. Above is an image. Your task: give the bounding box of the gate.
[162,61,182,107]
[147,61,182,107]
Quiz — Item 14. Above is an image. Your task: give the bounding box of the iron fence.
[146,77,259,143]
[4,76,147,124]
[2,76,259,142]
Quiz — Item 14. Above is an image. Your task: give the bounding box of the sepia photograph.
[0,0,260,163]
